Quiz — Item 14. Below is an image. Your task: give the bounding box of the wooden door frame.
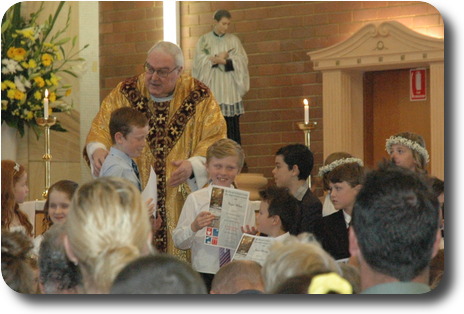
[308,21,444,179]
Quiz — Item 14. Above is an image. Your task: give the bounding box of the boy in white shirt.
[173,138,253,290]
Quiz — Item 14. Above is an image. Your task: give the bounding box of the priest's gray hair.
[147,41,184,68]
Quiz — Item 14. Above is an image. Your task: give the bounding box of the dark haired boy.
[244,186,298,241]
[273,144,322,235]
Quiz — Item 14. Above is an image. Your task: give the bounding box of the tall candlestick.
[35,116,57,198]
[296,121,317,188]
[303,98,309,124]
[44,89,49,119]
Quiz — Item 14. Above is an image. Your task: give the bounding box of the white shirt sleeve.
[172,193,201,250]
[86,142,108,178]
[186,156,207,191]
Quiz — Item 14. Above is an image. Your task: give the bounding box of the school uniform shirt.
[99,147,141,191]
[274,232,291,242]
[172,185,255,274]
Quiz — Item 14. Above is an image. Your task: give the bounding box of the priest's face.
[144,50,182,98]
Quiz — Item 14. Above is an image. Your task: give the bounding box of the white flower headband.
[13,162,20,173]
[385,136,430,163]
[318,157,364,177]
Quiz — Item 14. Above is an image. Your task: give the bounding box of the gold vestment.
[85,73,226,260]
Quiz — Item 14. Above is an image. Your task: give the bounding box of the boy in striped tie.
[173,138,254,291]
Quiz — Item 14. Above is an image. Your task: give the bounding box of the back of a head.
[1,231,37,293]
[262,233,341,293]
[273,271,353,294]
[111,254,207,294]
[211,260,264,294]
[275,144,314,181]
[65,177,151,293]
[429,176,444,200]
[352,162,439,281]
[38,224,82,294]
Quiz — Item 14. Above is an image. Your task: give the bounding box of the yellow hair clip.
[308,272,353,294]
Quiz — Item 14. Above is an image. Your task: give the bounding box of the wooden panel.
[35,212,45,237]
[366,69,431,171]
[430,63,444,179]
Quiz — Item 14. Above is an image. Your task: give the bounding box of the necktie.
[131,160,141,190]
[219,247,231,267]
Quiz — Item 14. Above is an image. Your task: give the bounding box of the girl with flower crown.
[1,160,33,237]
[385,131,429,174]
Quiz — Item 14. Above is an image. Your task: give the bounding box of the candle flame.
[303,98,308,106]
[45,89,49,98]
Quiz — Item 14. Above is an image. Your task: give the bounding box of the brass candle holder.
[297,121,318,188]
[35,116,57,199]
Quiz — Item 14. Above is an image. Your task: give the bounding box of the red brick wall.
[99,1,163,98]
[99,1,443,193]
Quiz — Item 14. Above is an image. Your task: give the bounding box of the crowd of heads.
[1,37,442,294]
[1,124,444,295]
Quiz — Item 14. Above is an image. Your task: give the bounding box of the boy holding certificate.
[173,138,250,290]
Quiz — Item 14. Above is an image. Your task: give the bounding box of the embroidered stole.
[120,76,209,252]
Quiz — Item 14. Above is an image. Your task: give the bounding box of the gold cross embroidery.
[170,127,179,136]
[156,114,166,123]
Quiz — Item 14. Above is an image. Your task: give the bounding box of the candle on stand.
[303,98,309,124]
[44,89,49,119]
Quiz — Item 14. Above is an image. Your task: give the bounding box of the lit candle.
[44,89,49,119]
[303,98,309,124]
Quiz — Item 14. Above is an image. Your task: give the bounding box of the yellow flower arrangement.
[1,2,88,137]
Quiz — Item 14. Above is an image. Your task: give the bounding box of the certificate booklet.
[204,185,250,250]
[141,166,157,218]
[232,234,275,266]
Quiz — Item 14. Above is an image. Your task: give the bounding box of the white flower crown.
[318,157,364,177]
[13,162,20,172]
[385,136,430,163]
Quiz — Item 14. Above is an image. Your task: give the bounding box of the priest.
[84,41,226,260]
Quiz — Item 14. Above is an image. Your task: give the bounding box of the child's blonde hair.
[65,177,151,293]
[206,138,245,170]
[262,233,341,293]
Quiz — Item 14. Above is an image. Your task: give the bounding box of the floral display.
[1,2,88,137]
